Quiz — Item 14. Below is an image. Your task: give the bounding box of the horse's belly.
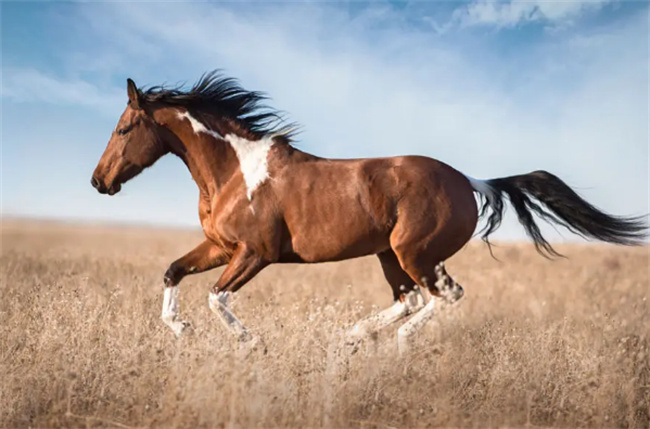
[283,206,392,263]
[285,233,389,263]
[275,156,403,262]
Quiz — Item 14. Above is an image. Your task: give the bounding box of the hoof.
[171,321,194,337]
[238,334,268,356]
[343,327,365,355]
[180,320,194,335]
[344,338,361,355]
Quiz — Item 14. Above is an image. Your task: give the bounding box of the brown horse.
[91,72,646,353]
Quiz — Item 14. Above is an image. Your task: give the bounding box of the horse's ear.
[126,78,142,109]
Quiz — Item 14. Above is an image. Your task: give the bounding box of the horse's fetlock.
[164,263,184,286]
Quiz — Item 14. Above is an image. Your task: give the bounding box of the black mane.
[140,70,297,139]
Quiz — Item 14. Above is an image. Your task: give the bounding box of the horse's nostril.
[91,177,100,189]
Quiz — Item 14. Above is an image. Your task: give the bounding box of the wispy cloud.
[453,0,613,29]
[2,67,124,115]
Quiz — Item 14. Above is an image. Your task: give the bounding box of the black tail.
[469,170,648,257]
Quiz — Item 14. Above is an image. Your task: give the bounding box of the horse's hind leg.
[345,250,426,349]
[385,170,474,353]
[396,261,463,354]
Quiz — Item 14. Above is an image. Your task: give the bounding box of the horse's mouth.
[106,183,121,195]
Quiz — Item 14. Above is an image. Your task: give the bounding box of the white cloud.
[2,67,124,115]
[454,0,613,28]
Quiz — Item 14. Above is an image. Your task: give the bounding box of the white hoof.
[239,333,267,356]
[163,316,193,337]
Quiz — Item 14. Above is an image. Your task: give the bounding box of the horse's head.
[91,79,169,195]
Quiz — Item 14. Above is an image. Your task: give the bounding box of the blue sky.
[2,1,648,242]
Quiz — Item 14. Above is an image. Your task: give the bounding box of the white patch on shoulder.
[177,111,223,140]
[224,134,275,200]
[176,110,274,201]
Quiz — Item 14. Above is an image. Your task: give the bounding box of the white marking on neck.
[177,110,274,200]
[177,111,223,140]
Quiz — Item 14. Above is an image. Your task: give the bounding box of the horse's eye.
[117,128,130,136]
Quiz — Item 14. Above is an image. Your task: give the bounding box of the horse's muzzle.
[91,176,120,195]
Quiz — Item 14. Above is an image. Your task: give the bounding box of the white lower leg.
[346,288,426,346]
[161,286,191,337]
[397,296,436,355]
[208,291,250,341]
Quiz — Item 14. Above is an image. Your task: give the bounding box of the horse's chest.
[200,214,217,240]
[198,196,220,241]
[199,192,252,245]
[200,208,234,248]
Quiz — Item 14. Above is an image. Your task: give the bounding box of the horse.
[91,71,647,353]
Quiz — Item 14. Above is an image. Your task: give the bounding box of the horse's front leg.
[162,239,229,337]
[208,243,269,341]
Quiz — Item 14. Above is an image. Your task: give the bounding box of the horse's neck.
[159,108,240,197]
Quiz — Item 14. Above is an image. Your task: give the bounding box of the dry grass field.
[1,219,648,429]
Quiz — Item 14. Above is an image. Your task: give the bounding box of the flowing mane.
[139,70,298,140]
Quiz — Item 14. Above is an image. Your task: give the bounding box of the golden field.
[1,219,648,429]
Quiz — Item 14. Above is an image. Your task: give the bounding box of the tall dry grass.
[1,220,648,428]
